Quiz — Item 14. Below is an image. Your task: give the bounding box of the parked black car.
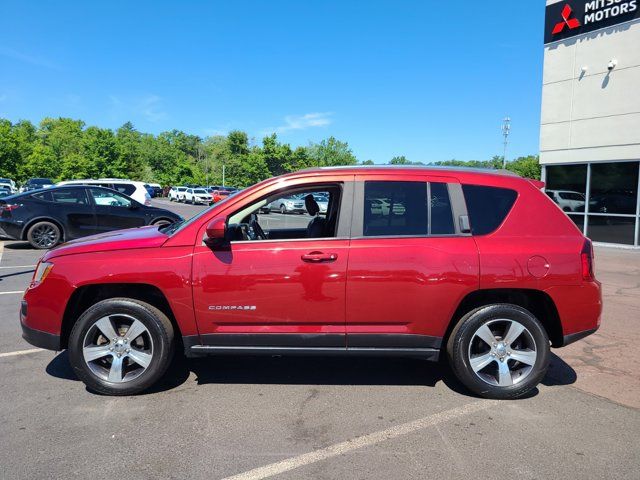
[0,185,182,249]
[21,178,54,192]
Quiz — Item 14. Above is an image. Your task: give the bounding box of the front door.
[191,181,353,349]
[88,188,146,232]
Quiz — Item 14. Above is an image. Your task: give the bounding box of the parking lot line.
[220,399,499,480]
[0,291,24,295]
[0,348,44,358]
[0,265,37,269]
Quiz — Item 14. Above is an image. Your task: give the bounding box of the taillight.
[1,204,20,212]
[581,238,594,281]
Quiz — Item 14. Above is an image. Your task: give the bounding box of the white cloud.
[109,94,168,123]
[264,112,333,135]
[0,47,58,69]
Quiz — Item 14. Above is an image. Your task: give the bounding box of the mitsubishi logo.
[552,4,581,34]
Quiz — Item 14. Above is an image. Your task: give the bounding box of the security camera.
[607,59,617,71]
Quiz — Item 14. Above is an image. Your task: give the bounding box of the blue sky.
[0,1,545,164]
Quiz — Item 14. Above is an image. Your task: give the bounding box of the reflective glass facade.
[544,161,640,246]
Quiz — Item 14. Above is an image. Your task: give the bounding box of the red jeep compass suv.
[20,166,602,398]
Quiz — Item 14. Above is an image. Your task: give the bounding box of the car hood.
[43,225,169,260]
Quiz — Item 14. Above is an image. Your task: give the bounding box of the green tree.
[307,136,357,167]
[390,156,423,165]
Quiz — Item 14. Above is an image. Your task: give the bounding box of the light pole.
[501,116,511,169]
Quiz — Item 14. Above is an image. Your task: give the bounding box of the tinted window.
[589,162,638,215]
[545,165,587,212]
[364,181,428,236]
[462,185,517,235]
[89,188,132,207]
[112,183,136,196]
[51,188,89,204]
[32,191,53,202]
[429,183,455,234]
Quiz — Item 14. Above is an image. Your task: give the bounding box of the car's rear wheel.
[27,221,62,249]
[68,298,174,395]
[447,304,550,400]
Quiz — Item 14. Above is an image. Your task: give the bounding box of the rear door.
[345,174,479,351]
[88,187,146,231]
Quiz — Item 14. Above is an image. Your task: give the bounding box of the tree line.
[0,117,540,187]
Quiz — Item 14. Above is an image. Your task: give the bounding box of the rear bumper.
[563,327,598,347]
[0,220,22,240]
[21,322,61,351]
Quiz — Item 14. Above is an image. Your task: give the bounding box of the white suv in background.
[169,186,188,202]
[545,189,586,212]
[57,179,152,205]
[183,187,213,205]
[0,178,17,193]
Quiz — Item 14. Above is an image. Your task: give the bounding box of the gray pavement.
[0,200,638,479]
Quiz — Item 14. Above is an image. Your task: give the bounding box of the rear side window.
[112,183,136,196]
[364,181,428,236]
[363,181,455,237]
[462,185,517,235]
[51,188,89,204]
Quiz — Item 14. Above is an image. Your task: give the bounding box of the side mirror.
[204,217,228,247]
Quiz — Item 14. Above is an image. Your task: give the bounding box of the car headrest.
[304,194,320,216]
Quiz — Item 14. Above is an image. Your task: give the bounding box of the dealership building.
[540,0,640,246]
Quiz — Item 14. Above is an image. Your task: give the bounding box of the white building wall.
[540,1,640,165]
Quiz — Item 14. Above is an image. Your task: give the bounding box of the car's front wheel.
[27,221,62,249]
[68,298,174,395]
[447,304,550,400]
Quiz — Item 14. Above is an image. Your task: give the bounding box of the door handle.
[301,251,338,263]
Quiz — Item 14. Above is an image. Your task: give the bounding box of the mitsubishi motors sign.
[544,0,639,43]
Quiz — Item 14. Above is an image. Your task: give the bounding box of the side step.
[188,345,439,361]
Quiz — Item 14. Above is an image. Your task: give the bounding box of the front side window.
[89,188,132,207]
[226,184,340,241]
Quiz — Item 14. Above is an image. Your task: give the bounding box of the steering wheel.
[248,214,267,240]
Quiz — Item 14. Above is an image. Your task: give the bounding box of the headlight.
[32,261,53,286]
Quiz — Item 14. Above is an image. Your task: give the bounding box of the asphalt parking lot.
[0,199,639,479]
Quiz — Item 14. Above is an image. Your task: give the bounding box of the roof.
[296,165,521,177]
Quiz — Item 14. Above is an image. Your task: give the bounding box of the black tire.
[68,298,175,396]
[151,218,172,227]
[169,196,174,202]
[191,198,196,205]
[27,220,62,249]
[447,304,550,400]
[280,204,286,214]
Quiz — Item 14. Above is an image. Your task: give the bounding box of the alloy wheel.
[467,319,537,387]
[31,224,59,248]
[82,314,154,383]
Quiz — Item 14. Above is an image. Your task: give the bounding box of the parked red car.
[20,166,602,398]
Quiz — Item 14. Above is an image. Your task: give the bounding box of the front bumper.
[20,300,61,350]
[21,322,61,350]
